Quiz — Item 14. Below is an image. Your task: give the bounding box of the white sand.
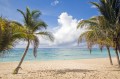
[0,58,120,79]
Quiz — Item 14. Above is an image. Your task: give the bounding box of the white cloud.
[51,0,59,6]
[91,5,97,8]
[51,12,85,47]
[16,12,86,48]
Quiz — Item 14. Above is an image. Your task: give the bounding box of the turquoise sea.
[0,48,116,62]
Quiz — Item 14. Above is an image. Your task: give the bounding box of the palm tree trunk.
[13,40,30,74]
[106,46,113,65]
[115,48,120,67]
[115,39,120,67]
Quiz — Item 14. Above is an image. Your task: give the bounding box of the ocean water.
[0,48,116,62]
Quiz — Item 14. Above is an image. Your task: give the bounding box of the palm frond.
[32,10,41,16]
[32,35,39,57]
[36,31,54,42]
[32,11,41,20]
[33,21,47,32]
[90,2,100,8]
[77,17,98,29]
[10,21,22,26]
[17,9,27,23]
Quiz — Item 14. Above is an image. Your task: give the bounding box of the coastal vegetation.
[13,7,54,74]
[0,7,54,74]
[77,0,120,67]
[0,17,25,53]
[77,16,114,65]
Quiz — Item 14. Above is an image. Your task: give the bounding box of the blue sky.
[0,0,99,48]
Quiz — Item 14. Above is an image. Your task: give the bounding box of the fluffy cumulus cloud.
[16,12,86,48]
[51,12,85,47]
[51,0,59,6]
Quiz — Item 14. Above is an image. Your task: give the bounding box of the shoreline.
[0,56,116,63]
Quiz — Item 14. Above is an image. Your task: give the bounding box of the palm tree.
[77,16,113,65]
[0,17,26,53]
[91,0,120,67]
[13,7,54,74]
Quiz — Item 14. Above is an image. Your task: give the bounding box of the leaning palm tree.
[13,7,54,74]
[77,16,114,65]
[91,0,120,67]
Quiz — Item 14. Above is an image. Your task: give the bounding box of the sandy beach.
[0,58,120,79]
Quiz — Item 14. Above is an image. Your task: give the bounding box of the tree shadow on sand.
[34,69,96,75]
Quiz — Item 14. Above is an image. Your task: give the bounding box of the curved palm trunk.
[13,40,30,74]
[106,46,113,65]
[115,50,120,67]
